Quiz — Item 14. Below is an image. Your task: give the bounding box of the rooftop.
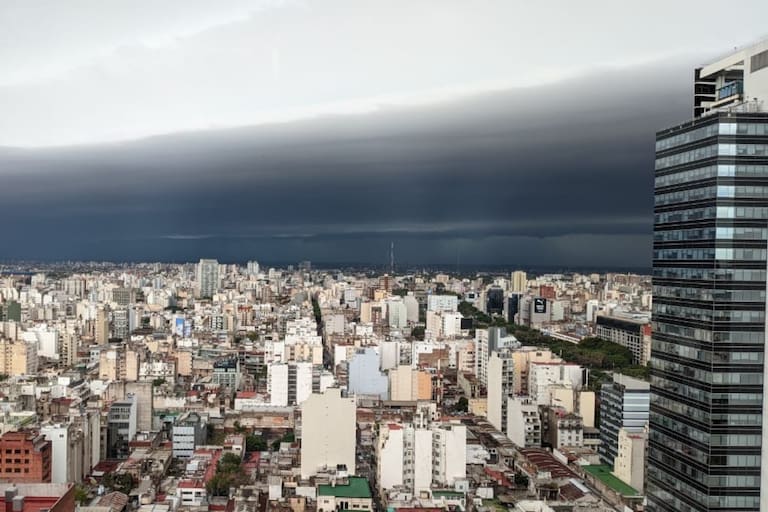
[612,374,650,391]
[582,465,638,496]
[317,477,371,499]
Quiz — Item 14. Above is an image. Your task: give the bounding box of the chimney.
[4,487,16,512]
[11,496,22,512]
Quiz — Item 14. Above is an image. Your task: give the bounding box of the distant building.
[106,395,137,459]
[0,301,21,322]
[112,287,133,306]
[317,477,373,512]
[173,412,208,458]
[300,388,356,479]
[377,419,466,494]
[427,294,458,313]
[487,349,515,434]
[195,258,220,298]
[388,365,432,401]
[486,287,504,315]
[0,431,52,483]
[269,361,334,406]
[613,427,647,493]
[507,397,542,448]
[599,374,649,467]
[510,271,527,293]
[212,356,241,391]
[545,408,584,449]
[0,483,75,512]
[595,314,651,365]
[0,339,37,376]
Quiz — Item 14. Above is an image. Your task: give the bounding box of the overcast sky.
[2,1,768,267]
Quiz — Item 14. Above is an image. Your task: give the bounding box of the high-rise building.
[0,339,38,376]
[510,270,527,293]
[648,38,768,512]
[195,258,220,299]
[487,349,515,434]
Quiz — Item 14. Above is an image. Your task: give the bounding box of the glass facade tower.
[648,112,768,511]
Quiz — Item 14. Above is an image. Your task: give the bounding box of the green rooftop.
[582,465,639,496]
[318,477,372,499]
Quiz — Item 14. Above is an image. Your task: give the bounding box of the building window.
[751,49,768,73]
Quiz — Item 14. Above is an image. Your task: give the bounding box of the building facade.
[0,431,52,483]
[599,374,649,468]
[300,388,356,479]
[648,38,768,512]
[595,314,652,366]
[196,259,220,299]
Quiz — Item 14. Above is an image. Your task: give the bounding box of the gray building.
[212,356,241,391]
[106,395,137,459]
[172,412,208,458]
[595,314,651,366]
[599,374,649,467]
[196,258,220,299]
[648,38,768,512]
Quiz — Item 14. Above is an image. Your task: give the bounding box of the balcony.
[717,81,743,101]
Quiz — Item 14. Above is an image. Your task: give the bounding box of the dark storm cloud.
[0,61,692,267]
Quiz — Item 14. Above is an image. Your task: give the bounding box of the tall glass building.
[648,39,768,511]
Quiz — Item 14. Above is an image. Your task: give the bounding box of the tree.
[74,485,89,505]
[102,473,135,495]
[411,326,425,341]
[514,473,529,488]
[246,434,267,453]
[218,452,243,472]
[271,431,295,451]
[152,378,166,387]
[454,397,468,413]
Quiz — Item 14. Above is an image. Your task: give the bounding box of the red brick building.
[539,285,556,300]
[0,432,51,483]
[0,483,75,512]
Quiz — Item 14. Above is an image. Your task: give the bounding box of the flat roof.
[582,465,638,496]
[317,477,371,499]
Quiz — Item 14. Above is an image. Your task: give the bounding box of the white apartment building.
[427,294,458,313]
[377,419,466,494]
[487,350,515,434]
[300,388,356,479]
[195,259,220,299]
[507,397,542,448]
[529,361,583,406]
[613,427,647,493]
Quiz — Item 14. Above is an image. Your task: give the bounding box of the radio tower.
[390,241,395,275]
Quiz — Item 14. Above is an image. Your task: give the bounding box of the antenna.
[390,241,395,275]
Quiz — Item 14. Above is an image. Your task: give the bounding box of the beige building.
[0,339,37,376]
[510,270,528,293]
[95,307,110,345]
[286,343,323,365]
[99,347,126,381]
[300,388,356,479]
[613,427,647,493]
[579,391,596,428]
[511,347,557,395]
[176,350,193,376]
[389,365,432,401]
